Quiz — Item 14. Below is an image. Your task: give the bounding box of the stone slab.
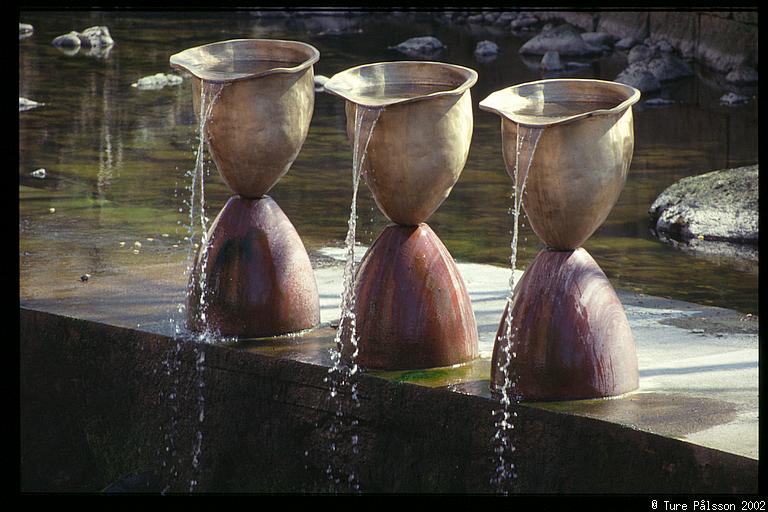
[19,248,759,493]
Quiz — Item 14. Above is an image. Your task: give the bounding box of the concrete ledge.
[20,307,758,493]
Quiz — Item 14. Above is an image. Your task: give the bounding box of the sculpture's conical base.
[187,195,320,338]
[491,248,638,401]
[345,224,478,370]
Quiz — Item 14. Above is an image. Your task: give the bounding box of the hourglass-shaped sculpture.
[324,61,479,369]
[480,79,641,400]
[170,39,321,338]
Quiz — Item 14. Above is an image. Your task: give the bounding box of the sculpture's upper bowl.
[169,39,319,198]
[479,79,641,249]
[323,61,478,225]
[479,78,640,127]
[169,38,319,83]
[323,60,477,108]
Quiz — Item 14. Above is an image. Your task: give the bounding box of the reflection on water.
[19,11,758,314]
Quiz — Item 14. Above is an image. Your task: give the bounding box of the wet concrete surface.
[19,247,759,461]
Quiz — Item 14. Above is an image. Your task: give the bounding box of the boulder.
[52,26,114,57]
[466,14,484,24]
[52,31,82,49]
[474,40,499,61]
[510,14,539,30]
[628,44,653,64]
[79,26,114,48]
[725,65,758,85]
[389,36,444,58]
[540,50,562,71]
[627,44,656,64]
[495,12,517,26]
[519,24,603,56]
[646,53,694,81]
[580,31,616,49]
[615,37,637,50]
[649,165,758,245]
[615,62,661,92]
[655,39,674,53]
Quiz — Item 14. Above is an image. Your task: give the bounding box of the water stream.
[491,124,543,494]
[325,104,381,492]
[160,80,224,493]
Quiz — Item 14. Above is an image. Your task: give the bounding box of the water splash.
[325,104,381,493]
[491,125,543,494]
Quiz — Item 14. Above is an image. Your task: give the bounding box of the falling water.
[325,104,382,492]
[160,80,224,494]
[491,124,544,494]
[187,82,225,342]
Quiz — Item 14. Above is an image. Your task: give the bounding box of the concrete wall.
[20,308,758,493]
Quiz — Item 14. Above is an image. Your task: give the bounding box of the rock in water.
[131,73,183,90]
[52,25,114,55]
[474,40,499,62]
[581,32,616,50]
[19,23,34,39]
[725,65,758,85]
[474,40,499,57]
[720,92,751,106]
[52,31,82,48]
[649,165,759,245]
[78,26,114,47]
[519,23,603,56]
[510,13,539,30]
[646,53,693,82]
[627,43,653,64]
[389,36,444,58]
[615,62,661,92]
[19,97,44,111]
[615,37,637,50]
[540,50,562,71]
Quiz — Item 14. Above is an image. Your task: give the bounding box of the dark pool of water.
[19,10,759,314]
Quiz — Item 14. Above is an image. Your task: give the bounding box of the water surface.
[19,10,759,314]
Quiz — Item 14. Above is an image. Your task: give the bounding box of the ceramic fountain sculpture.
[324,61,480,369]
[480,78,641,400]
[170,39,321,338]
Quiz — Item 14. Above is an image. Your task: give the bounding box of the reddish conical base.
[491,248,638,401]
[187,195,320,338]
[345,224,479,370]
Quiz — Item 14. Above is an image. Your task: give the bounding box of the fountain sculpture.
[480,79,641,400]
[170,39,321,338]
[324,61,480,369]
